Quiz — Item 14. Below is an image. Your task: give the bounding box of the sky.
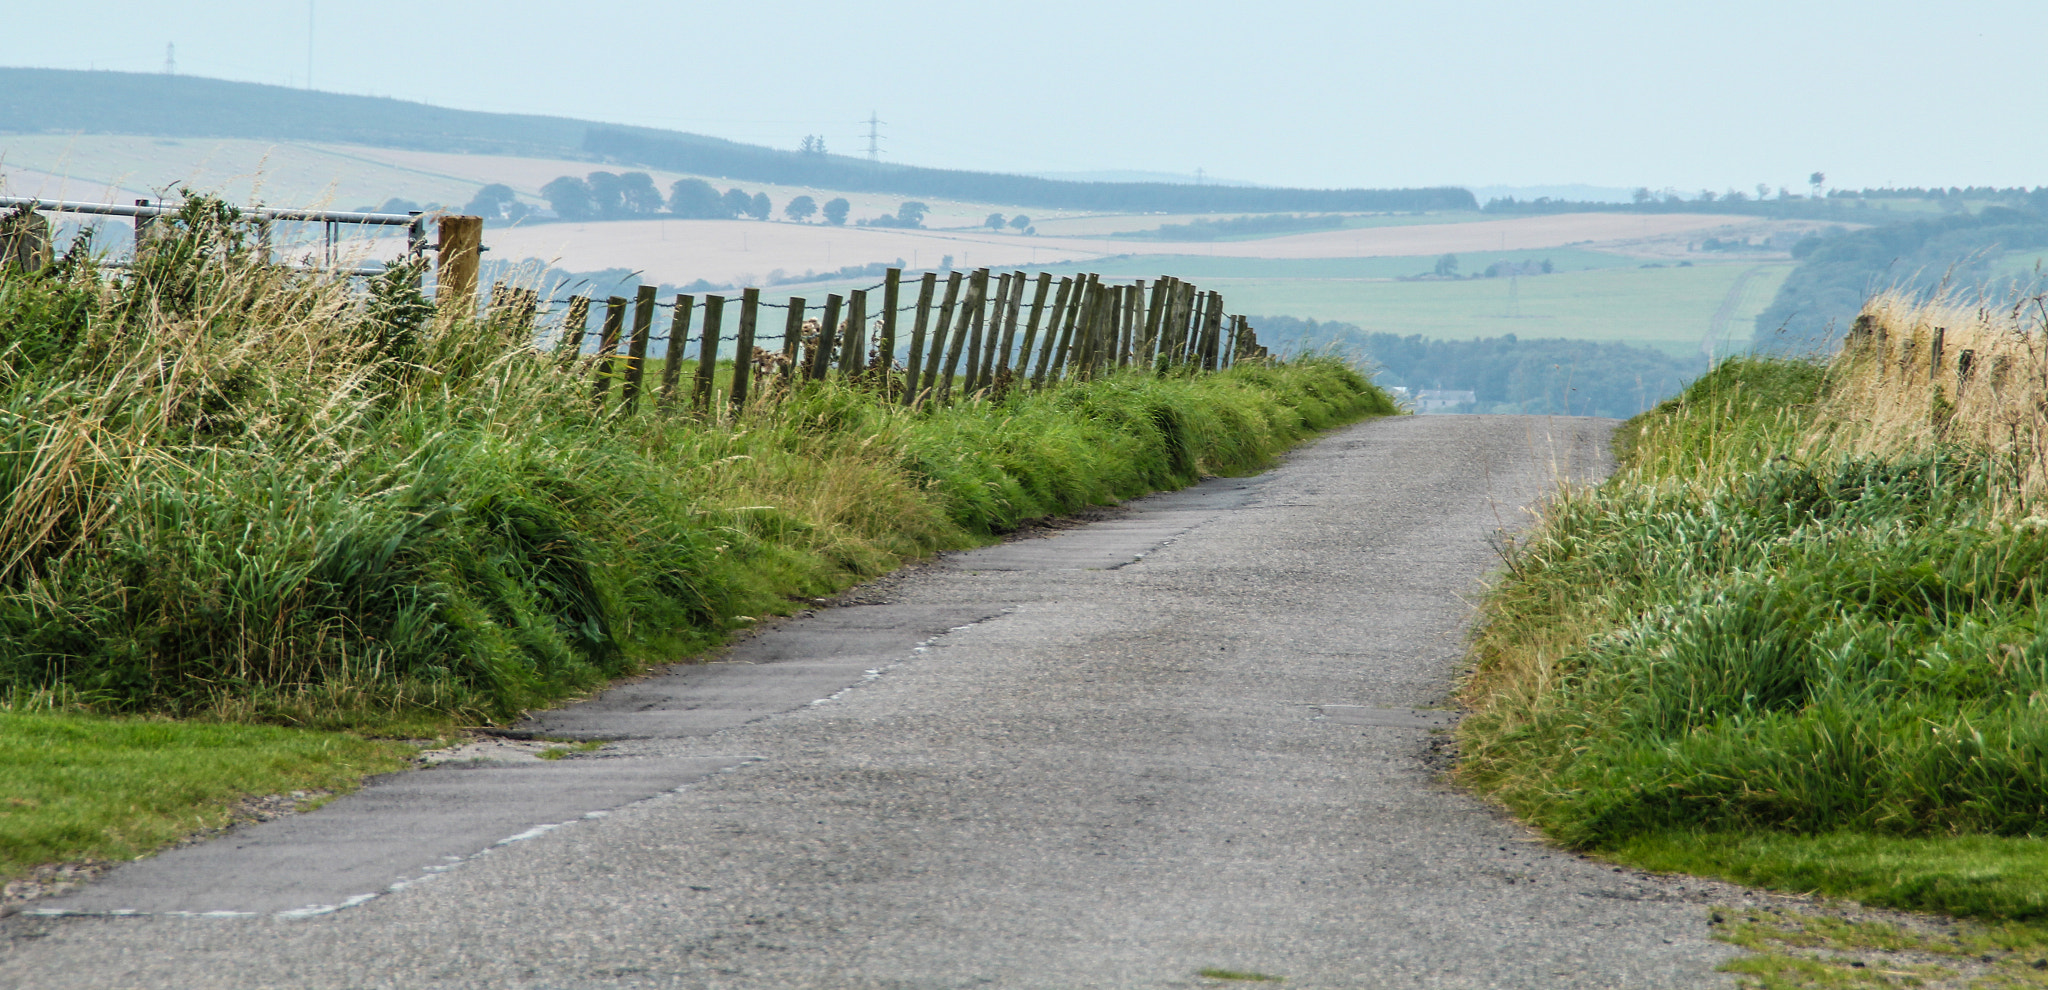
[5,0,2045,193]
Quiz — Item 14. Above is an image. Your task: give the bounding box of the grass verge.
[0,711,410,882]
[1459,290,2048,930]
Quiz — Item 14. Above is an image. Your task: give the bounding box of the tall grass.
[1460,288,2048,918]
[0,198,1390,730]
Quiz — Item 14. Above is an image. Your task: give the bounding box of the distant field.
[1215,262,1794,355]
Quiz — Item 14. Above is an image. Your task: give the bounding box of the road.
[0,415,1746,989]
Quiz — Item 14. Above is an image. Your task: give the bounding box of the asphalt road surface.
[0,415,1749,989]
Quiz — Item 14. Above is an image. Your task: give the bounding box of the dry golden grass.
[1820,289,2048,506]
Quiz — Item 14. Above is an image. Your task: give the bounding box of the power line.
[863,111,884,163]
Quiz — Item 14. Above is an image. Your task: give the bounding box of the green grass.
[1624,832,2048,920]
[1460,353,2048,923]
[1090,261,1792,355]
[0,711,410,878]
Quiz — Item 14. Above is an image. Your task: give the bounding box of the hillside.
[0,67,1473,215]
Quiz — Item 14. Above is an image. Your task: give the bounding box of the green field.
[1123,260,1792,355]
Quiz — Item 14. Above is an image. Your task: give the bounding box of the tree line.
[1253,316,1705,419]
[582,127,1476,214]
[1752,193,2048,350]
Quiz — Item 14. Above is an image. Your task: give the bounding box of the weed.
[1198,968,1285,982]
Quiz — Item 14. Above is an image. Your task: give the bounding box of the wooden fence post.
[435,215,483,320]
[1202,292,1224,372]
[1049,275,1085,383]
[730,287,760,414]
[1140,278,1168,370]
[920,272,964,403]
[1014,272,1051,384]
[661,294,694,405]
[694,294,725,411]
[994,270,1026,385]
[976,272,1010,391]
[939,269,986,404]
[781,298,806,378]
[1034,276,1073,389]
[878,269,902,395]
[838,289,867,377]
[963,269,993,395]
[902,272,937,406]
[1930,327,1945,381]
[555,295,591,368]
[810,294,843,380]
[591,295,627,407]
[620,284,657,414]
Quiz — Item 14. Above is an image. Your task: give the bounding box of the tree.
[823,197,850,226]
[1809,172,1826,198]
[1008,214,1030,230]
[985,212,1006,230]
[749,192,772,220]
[896,201,928,227]
[800,134,827,157]
[540,176,592,221]
[1632,187,1654,205]
[1434,253,1458,277]
[722,188,753,218]
[784,195,817,222]
[585,171,626,218]
[620,172,663,215]
[1756,183,1772,202]
[667,178,724,218]
[463,183,517,219]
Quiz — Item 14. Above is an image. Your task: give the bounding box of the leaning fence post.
[1013,272,1051,384]
[620,284,657,414]
[694,294,725,411]
[660,294,694,405]
[975,272,1010,391]
[435,215,483,321]
[939,269,986,404]
[902,272,937,406]
[1034,276,1073,388]
[1049,276,1085,383]
[781,298,806,377]
[809,294,843,380]
[591,295,627,407]
[1140,278,1168,370]
[921,272,964,402]
[963,269,993,395]
[878,268,902,393]
[838,289,868,378]
[730,288,760,414]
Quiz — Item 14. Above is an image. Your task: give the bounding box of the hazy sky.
[6,1,2044,193]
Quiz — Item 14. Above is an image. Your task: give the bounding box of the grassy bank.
[0,198,1390,882]
[1461,289,2048,932]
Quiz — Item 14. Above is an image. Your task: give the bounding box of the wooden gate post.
[809,294,843,380]
[435,215,483,319]
[0,209,52,273]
